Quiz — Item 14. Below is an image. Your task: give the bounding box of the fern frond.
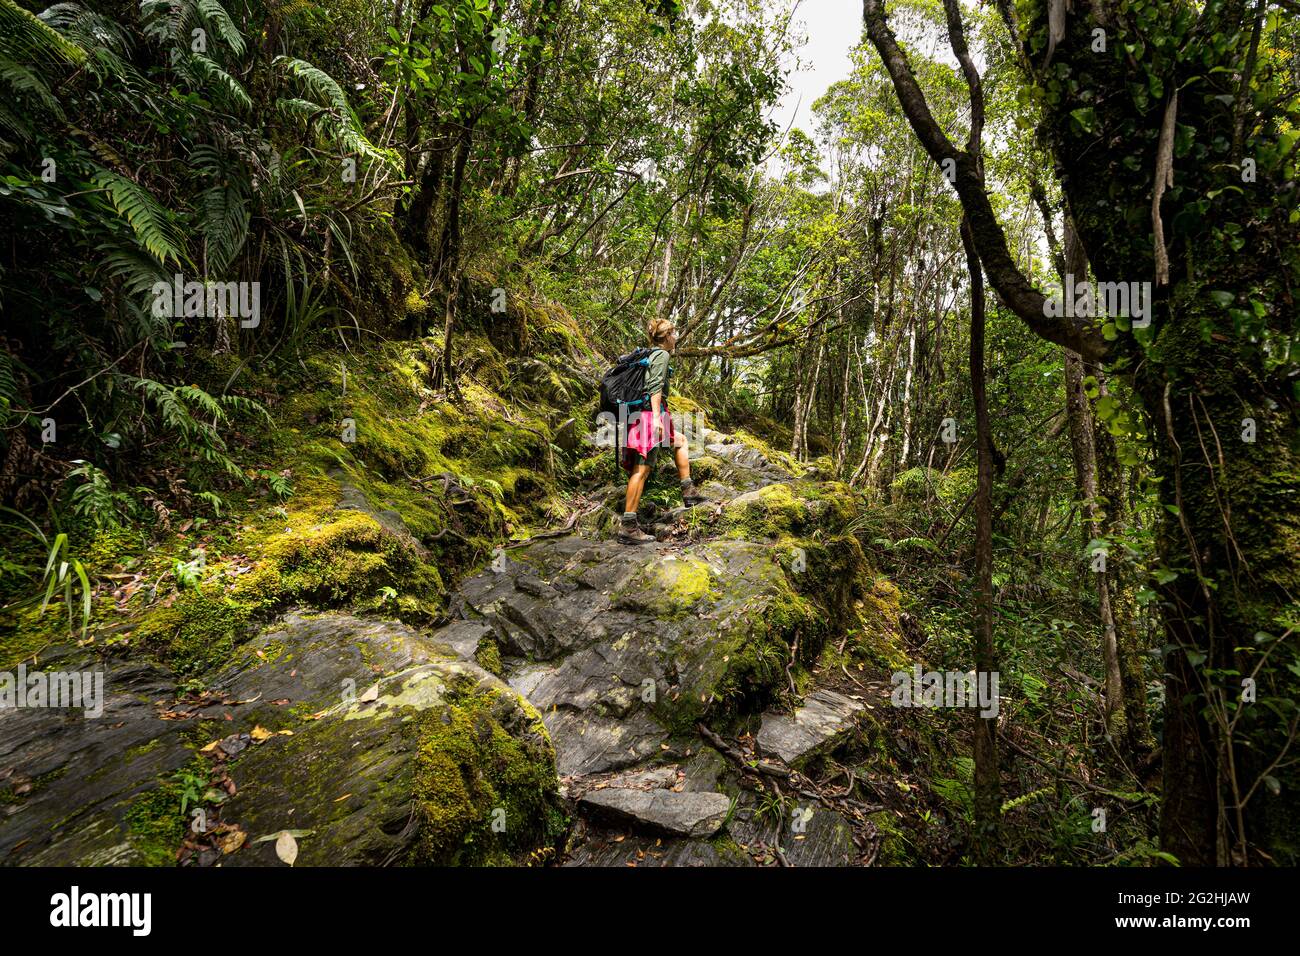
[1000,787,1054,815]
[0,56,64,119]
[219,392,272,426]
[190,143,251,274]
[0,349,20,427]
[277,56,352,115]
[0,95,34,148]
[196,0,245,57]
[93,170,187,266]
[275,56,391,164]
[41,4,132,56]
[141,0,199,48]
[0,0,86,69]
[98,242,171,299]
[180,52,251,111]
[127,375,245,479]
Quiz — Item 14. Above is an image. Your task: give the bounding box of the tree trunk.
[963,215,1000,855]
[433,124,473,393]
[1089,366,1151,755]
[1060,221,1127,741]
[1134,321,1300,866]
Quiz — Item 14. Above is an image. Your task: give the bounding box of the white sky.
[771,1,864,138]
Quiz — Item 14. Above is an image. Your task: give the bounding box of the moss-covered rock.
[0,645,199,865]
[442,535,829,775]
[222,657,567,866]
[720,480,860,539]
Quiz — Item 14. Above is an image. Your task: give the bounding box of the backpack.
[598,347,655,417]
[599,347,663,468]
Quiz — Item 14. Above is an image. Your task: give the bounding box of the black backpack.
[598,347,655,417]
[599,347,661,467]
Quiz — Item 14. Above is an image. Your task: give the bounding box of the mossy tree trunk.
[1089,365,1152,756]
[1132,312,1300,865]
[1060,221,1129,744]
[1041,4,1300,866]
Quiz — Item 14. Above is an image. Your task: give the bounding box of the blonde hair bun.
[647,318,675,347]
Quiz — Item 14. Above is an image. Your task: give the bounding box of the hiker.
[617,318,704,544]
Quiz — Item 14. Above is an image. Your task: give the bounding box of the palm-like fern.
[181,53,252,112]
[128,375,270,481]
[0,0,86,68]
[2,0,384,518]
[0,0,85,147]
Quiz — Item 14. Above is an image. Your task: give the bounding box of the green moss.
[409,684,567,865]
[133,592,252,676]
[0,607,62,670]
[656,557,718,613]
[123,780,191,867]
[707,833,751,865]
[720,483,806,538]
[613,555,720,620]
[688,454,723,482]
[733,429,803,476]
[720,480,859,540]
[84,525,146,575]
[123,737,166,762]
[403,287,427,316]
[868,809,914,866]
[474,635,505,677]
[661,551,825,735]
[853,576,911,671]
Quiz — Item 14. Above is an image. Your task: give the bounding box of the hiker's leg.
[672,433,704,505]
[624,464,651,513]
[672,441,691,481]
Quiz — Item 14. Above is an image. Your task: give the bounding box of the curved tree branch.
[861,0,1109,363]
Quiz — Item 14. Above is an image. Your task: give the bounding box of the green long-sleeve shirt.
[644,348,671,400]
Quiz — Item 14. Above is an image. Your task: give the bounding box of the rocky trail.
[1,426,905,867]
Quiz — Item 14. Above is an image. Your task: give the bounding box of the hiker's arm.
[645,350,669,441]
[650,391,663,441]
[643,350,669,399]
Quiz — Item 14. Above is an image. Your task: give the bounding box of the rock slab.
[578,788,731,838]
[756,688,864,767]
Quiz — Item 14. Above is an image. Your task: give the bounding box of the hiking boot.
[617,516,655,545]
[681,479,706,507]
